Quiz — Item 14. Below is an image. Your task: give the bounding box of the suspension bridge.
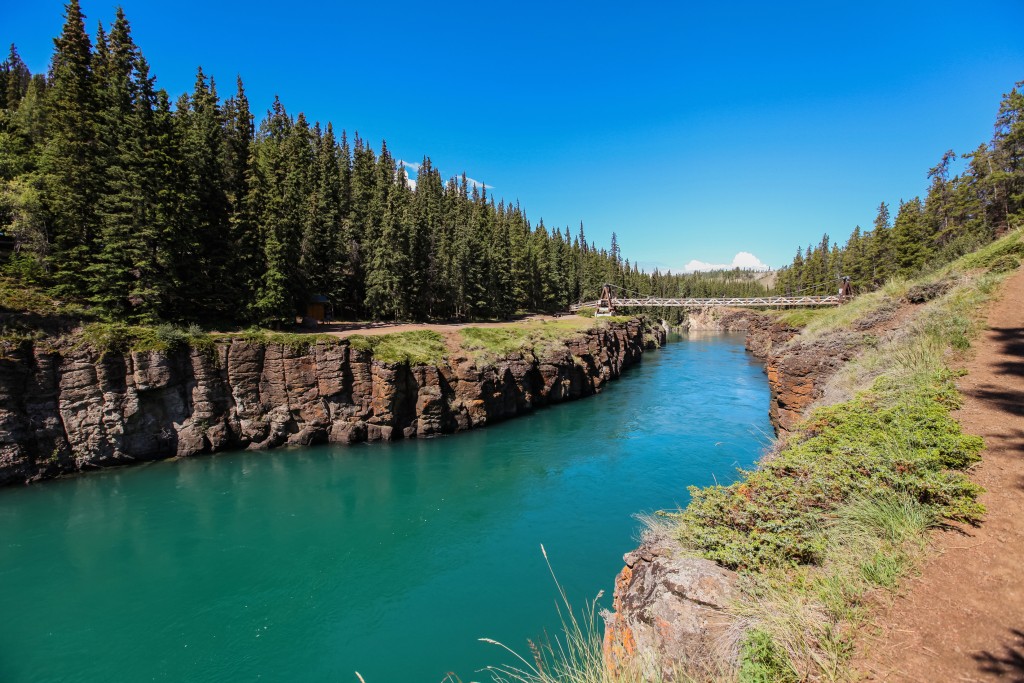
[570,281,852,314]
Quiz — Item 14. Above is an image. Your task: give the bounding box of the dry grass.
[479,546,658,683]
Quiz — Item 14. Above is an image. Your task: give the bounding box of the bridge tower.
[596,283,615,317]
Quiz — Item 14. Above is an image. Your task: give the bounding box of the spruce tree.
[41,0,99,296]
[892,197,929,274]
[4,45,33,110]
[991,82,1024,227]
[174,68,232,321]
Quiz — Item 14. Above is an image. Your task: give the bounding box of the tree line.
[775,84,1024,296]
[4,2,719,327]
[16,3,990,329]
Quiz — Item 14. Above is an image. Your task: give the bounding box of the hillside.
[599,229,1024,682]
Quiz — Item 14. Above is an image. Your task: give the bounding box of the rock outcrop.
[743,313,863,434]
[683,307,765,332]
[604,541,740,680]
[0,319,663,486]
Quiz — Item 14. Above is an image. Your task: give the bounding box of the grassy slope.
[670,229,1024,682]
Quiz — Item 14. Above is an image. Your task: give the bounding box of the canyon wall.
[604,309,861,678]
[0,319,662,486]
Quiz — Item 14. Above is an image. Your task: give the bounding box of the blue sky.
[6,1,1024,271]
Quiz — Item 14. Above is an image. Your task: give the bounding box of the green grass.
[458,317,644,364]
[236,328,341,351]
[80,321,215,355]
[0,276,96,344]
[768,277,910,339]
[347,330,447,365]
[0,276,95,320]
[458,320,592,361]
[956,227,1024,270]
[732,489,939,682]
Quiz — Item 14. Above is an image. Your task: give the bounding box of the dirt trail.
[855,267,1024,682]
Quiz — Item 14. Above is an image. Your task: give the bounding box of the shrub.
[347,330,447,365]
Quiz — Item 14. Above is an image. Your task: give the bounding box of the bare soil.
[854,267,1024,682]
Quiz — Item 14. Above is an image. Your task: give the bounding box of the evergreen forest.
[3,3,1020,330]
[0,2,769,329]
[774,84,1024,296]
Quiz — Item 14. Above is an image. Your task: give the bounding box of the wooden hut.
[306,294,333,324]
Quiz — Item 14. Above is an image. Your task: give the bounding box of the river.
[0,331,770,682]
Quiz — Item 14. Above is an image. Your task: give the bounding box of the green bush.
[990,253,1020,273]
[347,330,447,365]
[670,383,983,570]
[957,229,1024,269]
[80,322,218,355]
[738,629,799,683]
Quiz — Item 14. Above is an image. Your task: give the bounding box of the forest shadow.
[967,385,1024,418]
[0,305,86,337]
[962,326,1024,420]
[990,326,1024,378]
[972,628,1024,681]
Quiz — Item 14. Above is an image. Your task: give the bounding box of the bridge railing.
[569,295,843,311]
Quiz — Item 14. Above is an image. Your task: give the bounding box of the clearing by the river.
[315,313,593,353]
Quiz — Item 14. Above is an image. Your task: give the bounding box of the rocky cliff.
[0,319,663,486]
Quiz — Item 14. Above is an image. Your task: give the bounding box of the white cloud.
[463,176,492,191]
[680,251,769,273]
[398,160,421,172]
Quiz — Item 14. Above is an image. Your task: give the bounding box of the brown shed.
[306,294,333,324]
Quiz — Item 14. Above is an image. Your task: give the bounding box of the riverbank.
[0,316,665,486]
[603,230,1024,681]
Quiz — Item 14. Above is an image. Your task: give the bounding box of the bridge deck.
[570,295,841,311]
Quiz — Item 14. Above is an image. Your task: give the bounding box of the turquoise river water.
[0,332,770,682]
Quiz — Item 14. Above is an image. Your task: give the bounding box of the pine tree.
[892,197,929,274]
[868,201,892,285]
[301,121,342,302]
[364,171,410,320]
[990,82,1024,228]
[223,76,258,313]
[249,97,298,325]
[41,0,99,296]
[173,68,233,321]
[3,45,33,110]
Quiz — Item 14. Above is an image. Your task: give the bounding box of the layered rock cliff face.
[603,539,740,681]
[0,319,662,486]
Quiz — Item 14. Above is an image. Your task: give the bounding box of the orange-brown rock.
[603,540,739,680]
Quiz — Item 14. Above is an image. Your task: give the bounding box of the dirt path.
[854,267,1024,682]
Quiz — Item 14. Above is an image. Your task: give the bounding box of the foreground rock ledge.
[604,541,740,680]
[0,319,664,486]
